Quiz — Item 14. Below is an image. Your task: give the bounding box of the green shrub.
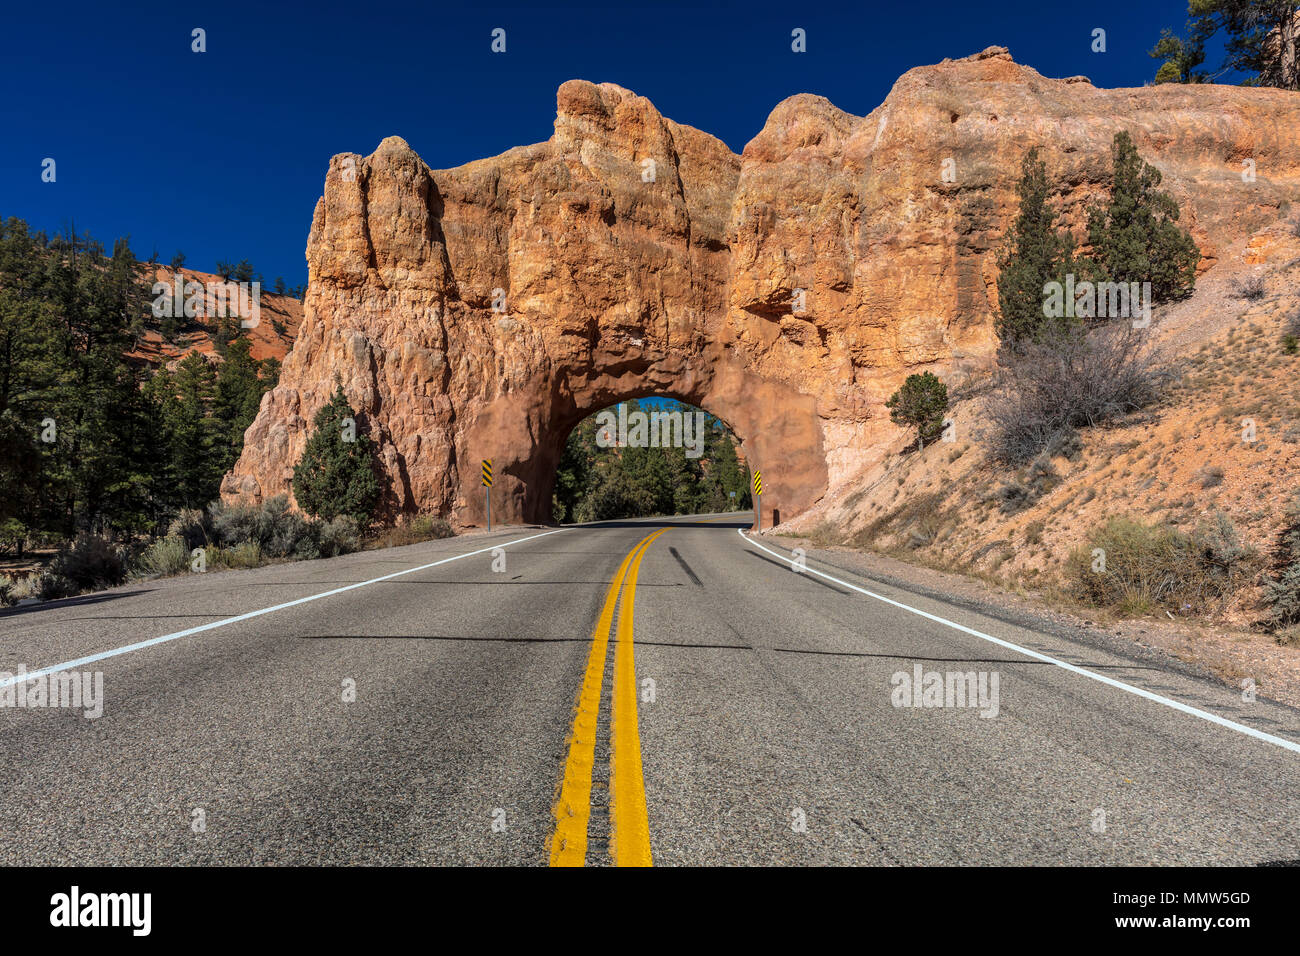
[135,535,192,577]
[317,516,362,557]
[167,508,209,550]
[410,515,453,540]
[48,534,127,592]
[574,472,656,523]
[1195,465,1225,489]
[371,514,455,549]
[1071,512,1254,614]
[995,458,1059,515]
[219,541,263,569]
[0,519,28,556]
[264,505,318,559]
[995,478,1032,515]
[208,495,318,557]
[207,497,264,547]
[0,577,11,606]
[1275,626,1300,647]
[37,572,78,600]
[905,512,946,549]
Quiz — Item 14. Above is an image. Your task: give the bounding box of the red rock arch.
[461,345,827,527]
[223,56,1300,529]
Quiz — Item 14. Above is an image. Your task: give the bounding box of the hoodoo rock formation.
[222,46,1300,527]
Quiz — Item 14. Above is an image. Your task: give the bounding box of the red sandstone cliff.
[222,46,1300,527]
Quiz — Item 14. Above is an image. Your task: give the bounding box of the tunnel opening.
[549,397,753,525]
[457,356,827,531]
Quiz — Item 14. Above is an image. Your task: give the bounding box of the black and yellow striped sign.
[752,471,762,496]
[481,459,493,487]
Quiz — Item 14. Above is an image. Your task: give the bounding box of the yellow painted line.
[548,529,662,866]
[609,527,666,867]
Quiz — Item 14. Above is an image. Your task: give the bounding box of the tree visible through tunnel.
[551,399,752,524]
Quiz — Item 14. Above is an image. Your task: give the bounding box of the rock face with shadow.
[222,46,1300,526]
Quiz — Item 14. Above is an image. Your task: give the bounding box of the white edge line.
[739,528,1300,757]
[0,529,564,689]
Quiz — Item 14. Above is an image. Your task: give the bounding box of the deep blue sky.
[2,0,1208,287]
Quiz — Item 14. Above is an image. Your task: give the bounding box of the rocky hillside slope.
[786,217,1300,630]
[129,265,303,369]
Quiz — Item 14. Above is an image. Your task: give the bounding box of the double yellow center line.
[550,528,665,867]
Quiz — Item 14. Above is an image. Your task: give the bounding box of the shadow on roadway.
[0,588,153,620]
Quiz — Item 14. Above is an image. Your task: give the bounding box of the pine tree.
[1183,1,1299,90]
[0,219,51,531]
[886,372,948,450]
[214,337,273,460]
[995,149,1082,344]
[157,353,225,509]
[292,385,381,524]
[1150,28,1209,83]
[1086,132,1200,303]
[39,230,157,533]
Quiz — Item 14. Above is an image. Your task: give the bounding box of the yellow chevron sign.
[752,471,762,496]
[481,459,493,487]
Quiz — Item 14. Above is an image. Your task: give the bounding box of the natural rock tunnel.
[464,352,825,526]
[221,48,1300,527]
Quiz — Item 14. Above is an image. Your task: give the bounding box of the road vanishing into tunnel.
[1,513,1299,865]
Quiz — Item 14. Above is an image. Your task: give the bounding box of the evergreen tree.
[707,425,745,510]
[0,219,52,532]
[0,218,177,535]
[37,229,157,533]
[155,353,224,509]
[553,418,596,523]
[1172,1,1300,90]
[1150,27,1209,83]
[292,385,380,524]
[886,372,949,450]
[1265,493,1300,628]
[553,400,749,522]
[995,149,1083,344]
[1086,131,1200,303]
[214,336,273,459]
[260,355,281,389]
[211,309,240,357]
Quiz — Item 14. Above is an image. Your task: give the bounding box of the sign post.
[481,459,493,531]
[752,471,763,533]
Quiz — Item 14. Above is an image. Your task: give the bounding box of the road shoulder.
[762,529,1300,712]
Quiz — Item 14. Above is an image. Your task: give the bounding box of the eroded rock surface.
[223,47,1300,526]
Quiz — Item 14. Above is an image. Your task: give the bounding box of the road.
[1,513,1298,865]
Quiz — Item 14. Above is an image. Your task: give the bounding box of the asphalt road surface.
[2,513,1298,866]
